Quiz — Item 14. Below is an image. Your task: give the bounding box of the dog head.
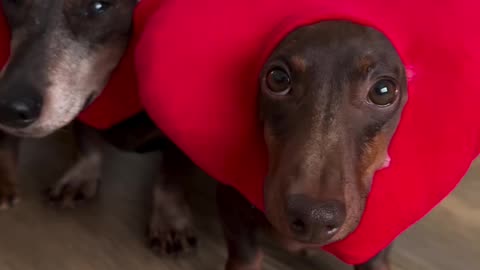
[0,0,138,137]
[259,21,407,246]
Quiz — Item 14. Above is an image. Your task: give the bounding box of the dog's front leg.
[354,245,392,270]
[47,121,102,208]
[148,142,197,256]
[217,184,264,270]
[0,132,19,209]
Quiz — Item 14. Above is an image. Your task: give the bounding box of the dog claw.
[45,180,97,209]
[0,197,19,210]
[0,187,19,210]
[149,229,198,257]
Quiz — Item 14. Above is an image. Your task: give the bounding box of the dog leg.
[217,184,264,270]
[47,121,102,208]
[148,143,197,256]
[354,245,392,270]
[0,133,19,210]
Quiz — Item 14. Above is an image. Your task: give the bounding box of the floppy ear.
[0,5,10,70]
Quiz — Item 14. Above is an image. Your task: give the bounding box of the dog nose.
[0,97,42,128]
[287,195,346,243]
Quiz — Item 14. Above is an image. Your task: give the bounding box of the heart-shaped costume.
[1,0,479,264]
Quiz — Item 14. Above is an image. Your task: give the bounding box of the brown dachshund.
[216,21,407,270]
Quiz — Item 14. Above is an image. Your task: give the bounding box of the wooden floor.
[0,132,478,270]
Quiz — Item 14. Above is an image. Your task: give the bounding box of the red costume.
[1,0,479,265]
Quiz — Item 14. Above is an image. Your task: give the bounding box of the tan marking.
[290,55,307,73]
[358,55,375,75]
[361,132,390,180]
[322,132,391,244]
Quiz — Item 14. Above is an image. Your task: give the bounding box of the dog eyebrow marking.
[357,55,376,75]
[290,55,307,73]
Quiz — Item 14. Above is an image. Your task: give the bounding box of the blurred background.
[0,130,478,270]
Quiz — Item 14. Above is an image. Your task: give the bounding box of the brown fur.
[148,142,197,256]
[47,122,102,208]
[217,21,407,270]
[74,112,199,256]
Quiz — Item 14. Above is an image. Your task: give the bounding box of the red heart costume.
[1,0,480,265]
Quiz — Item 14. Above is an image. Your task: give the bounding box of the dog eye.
[88,1,111,15]
[368,79,399,106]
[266,68,291,95]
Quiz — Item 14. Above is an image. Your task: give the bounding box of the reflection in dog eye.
[89,1,111,15]
[266,68,291,95]
[368,79,398,106]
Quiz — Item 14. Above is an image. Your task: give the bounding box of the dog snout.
[287,195,346,243]
[0,91,43,128]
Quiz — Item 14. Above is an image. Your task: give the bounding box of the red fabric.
[0,6,10,71]
[1,0,480,265]
[134,0,480,265]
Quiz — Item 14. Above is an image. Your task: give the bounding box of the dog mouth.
[82,93,97,111]
[0,125,50,138]
[271,218,341,248]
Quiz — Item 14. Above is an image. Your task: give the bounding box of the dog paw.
[0,182,19,210]
[46,177,98,209]
[149,225,198,257]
